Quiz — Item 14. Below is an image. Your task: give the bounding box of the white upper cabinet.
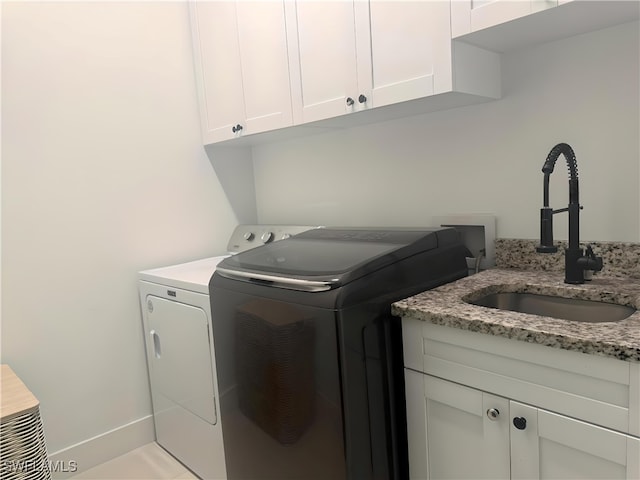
[190,1,293,144]
[451,0,639,53]
[190,0,636,145]
[451,0,557,37]
[287,0,499,126]
[191,0,500,144]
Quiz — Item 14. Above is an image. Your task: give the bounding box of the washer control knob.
[282,233,291,240]
[261,231,274,243]
[243,231,255,241]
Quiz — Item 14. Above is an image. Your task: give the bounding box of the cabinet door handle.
[232,124,243,133]
[513,417,527,430]
[486,408,500,420]
[358,94,367,104]
[346,97,355,106]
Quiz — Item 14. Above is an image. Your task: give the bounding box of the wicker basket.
[1,365,51,480]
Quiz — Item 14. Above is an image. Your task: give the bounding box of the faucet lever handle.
[580,244,603,272]
[552,206,583,215]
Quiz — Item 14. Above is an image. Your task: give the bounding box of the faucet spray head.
[542,143,579,180]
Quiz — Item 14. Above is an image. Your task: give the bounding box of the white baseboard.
[48,415,155,479]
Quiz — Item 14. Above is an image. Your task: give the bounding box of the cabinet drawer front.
[403,319,634,434]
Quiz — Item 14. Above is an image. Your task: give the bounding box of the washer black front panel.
[210,283,347,480]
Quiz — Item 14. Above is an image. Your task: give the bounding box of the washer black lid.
[217,227,460,287]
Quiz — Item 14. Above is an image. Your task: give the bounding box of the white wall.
[253,20,640,242]
[1,0,240,459]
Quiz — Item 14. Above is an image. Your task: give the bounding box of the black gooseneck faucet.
[536,143,603,284]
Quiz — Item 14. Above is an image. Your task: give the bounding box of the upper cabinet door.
[363,1,452,107]
[286,1,360,124]
[235,1,293,135]
[190,2,246,144]
[451,0,557,37]
[190,1,293,144]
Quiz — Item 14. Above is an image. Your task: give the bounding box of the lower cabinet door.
[405,369,510,479]
[405,371,640,480]
[511,401,640,480]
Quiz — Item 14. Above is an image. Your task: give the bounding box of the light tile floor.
[70,443,198,480]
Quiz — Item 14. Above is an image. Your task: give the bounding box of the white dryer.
[138,225,318,480]
[139,256,228,480]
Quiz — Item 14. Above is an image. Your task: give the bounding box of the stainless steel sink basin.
[469,292,636,323]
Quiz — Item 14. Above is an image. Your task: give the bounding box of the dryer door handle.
[150,330,162,359]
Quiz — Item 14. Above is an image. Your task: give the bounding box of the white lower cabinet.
[402,319,640,480]
[406,370,640,480]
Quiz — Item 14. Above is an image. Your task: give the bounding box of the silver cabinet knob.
[486,408,500,420]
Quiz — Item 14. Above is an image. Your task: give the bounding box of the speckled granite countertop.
[392,268,640,363]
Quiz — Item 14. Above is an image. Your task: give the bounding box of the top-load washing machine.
[138,225,317,480]
[209,227,470,480]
